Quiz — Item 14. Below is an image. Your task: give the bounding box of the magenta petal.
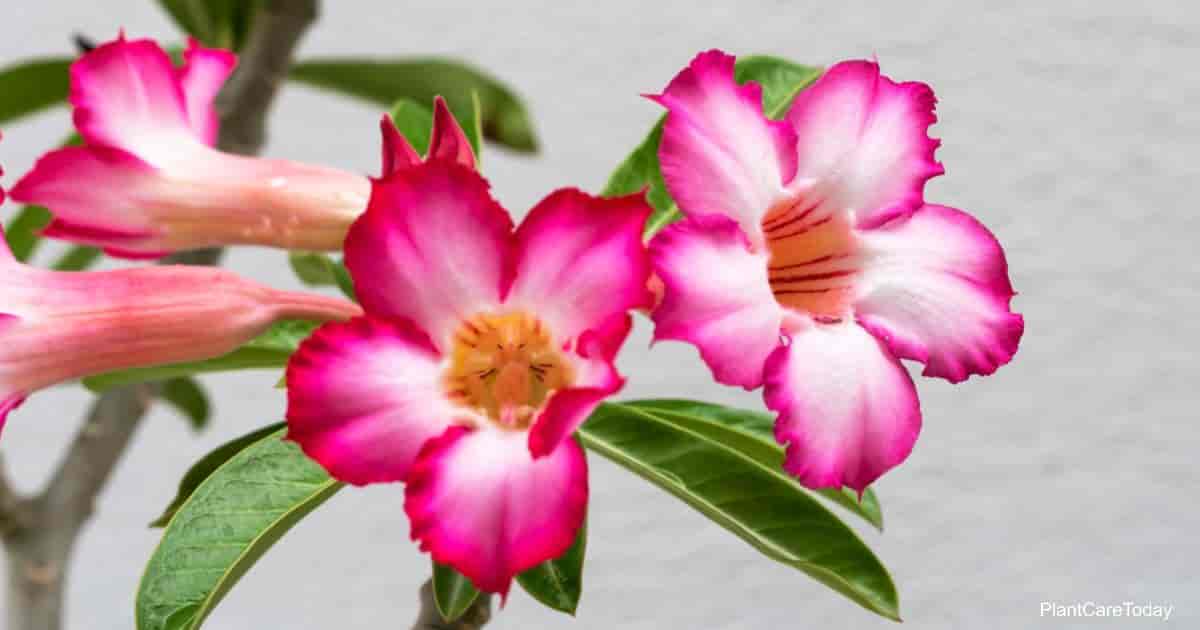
[405,426,588,598]
[9,145,165,256]
[428,96,476,170]
[508,189,651,341]
[528,313,631,458]
[344,161,513,349]
[650,215,783,389]
[855,204,1023,383]
[0,392,28,436]
[764,321,921,491]
[653,49,797,243]
[70,35,200,164]
[786,60,944,228]
[378,114,422,177]
[286,316,458,486]
[177,38,236,146]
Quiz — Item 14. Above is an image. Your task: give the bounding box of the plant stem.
[411,579,493,630]
[0,2,319,628]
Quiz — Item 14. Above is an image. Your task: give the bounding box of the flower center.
[444,311,573,430]
[761,194,860,320]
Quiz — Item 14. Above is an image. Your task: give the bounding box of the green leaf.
[161,376,211,432]
[83,320,319,391]
[578,402,900,621]
[52,245,103,271]
[286,251,356,300]
[604,56,822,237]
[149,422,285,528]
[290,58,539,153]
[432,562,481,622]
[137,428,341,630]
[623,400,882,530]
[0,58,71,126]
[4,205,52,262]
[466,90,484,162]
[157,0,260,50]
[387,98,434,157]
[516,518,586,615]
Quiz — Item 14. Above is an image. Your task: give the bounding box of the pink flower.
[648,50,1024,491]
[9,34,371,258]
[0,220,361,434]
[285,158,651,597]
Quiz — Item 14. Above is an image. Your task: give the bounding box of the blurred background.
[1,1,1197,628]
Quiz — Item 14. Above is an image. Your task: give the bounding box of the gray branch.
[2,2,320,629]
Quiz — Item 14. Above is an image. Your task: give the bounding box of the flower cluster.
[0,36,1022,597]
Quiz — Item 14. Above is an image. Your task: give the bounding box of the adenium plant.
[0,4,1022,629]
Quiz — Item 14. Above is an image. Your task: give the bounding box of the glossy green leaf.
[149,422,285,528]
[432,562,481,622]
[623,399,882,530]
[604,56,822,237]
[137,428,342,630]
[157,0,259,50]
[290,58,538,152]
[388,98,434,157]
[52,245,103,271]
[4,205,52,262]
[578,402,899,620]
[0,58,71,125]
[82,320,319,391]
[161,376,211,432]
[286,251,355,300]
[516,518,586,615]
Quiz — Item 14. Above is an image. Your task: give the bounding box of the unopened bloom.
[286,156,651,596]
[648,51,1023,490]
[10,34,370,258]
[0,221,362,433]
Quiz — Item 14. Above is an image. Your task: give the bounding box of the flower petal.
[763,321,921,491]
[177,38,236,146]
[0,391,28,437]
[428,96,476,170]
[405,425,588,598]
[649,215,783,389]
[854,204,1023,383]
[528,313,630,458]
[70,35,202,165]
[653,49,797,243]
[508,189,651,341]
[9,145,164,255]
[786,60,943,228]
[344,161,513,349]
[286,316,459,486]
[378,114,421,177]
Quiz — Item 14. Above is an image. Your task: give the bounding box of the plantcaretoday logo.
[1039,601,1175,621]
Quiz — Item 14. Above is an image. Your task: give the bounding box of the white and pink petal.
[649,215,783,389]
[344,161,513,350]
[177,38,236,146]
[405,425,588,598]
[508,189,651,341]
[786,60,943,228]
[763,321,921,491]
[286,316,461,486]
[654,49,797,243]
[854,204,1023,383]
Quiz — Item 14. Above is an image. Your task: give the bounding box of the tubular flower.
[9,34,371,258]
[285,159,651,597]
[0,226,361,434]
[648,50,1023,491]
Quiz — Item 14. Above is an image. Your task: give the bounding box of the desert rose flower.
[10,34,370,258]
[285,159,651,596]
[648,50,1023,491]
[0,221,362,433]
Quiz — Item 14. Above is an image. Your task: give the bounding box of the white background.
[1,1,1197,628]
